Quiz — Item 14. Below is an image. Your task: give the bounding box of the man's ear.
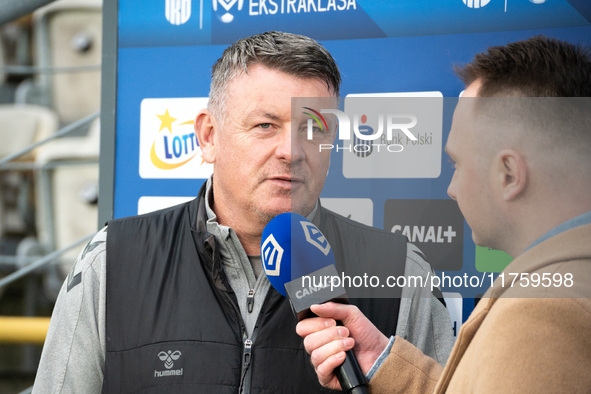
[194,109,217,164]
[496,149,527,201]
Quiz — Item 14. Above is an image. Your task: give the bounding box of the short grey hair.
[208,31,341,124]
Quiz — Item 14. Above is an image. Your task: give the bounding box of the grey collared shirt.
[203,177,318,338]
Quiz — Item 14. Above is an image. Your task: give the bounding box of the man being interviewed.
[33,32,453,393]
[296,35,591,394]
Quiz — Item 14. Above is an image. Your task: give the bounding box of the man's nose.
[275,124,304,163]
[447,170,458,201]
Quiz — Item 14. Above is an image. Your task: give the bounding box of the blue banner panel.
[119,0,589,47]
[115,0,591,325]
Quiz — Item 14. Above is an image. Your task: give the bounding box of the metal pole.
[0,112,99,168]
[0,65,101,74]
[0,159,99,172]
[0,317,51,344]
[0,0,56,26]
[98,0,119,226]
[0,234,93,289]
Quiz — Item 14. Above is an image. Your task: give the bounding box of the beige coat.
[370,223,591,394]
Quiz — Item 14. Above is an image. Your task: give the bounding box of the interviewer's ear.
[496,149,527,201]
[194,109,217,164]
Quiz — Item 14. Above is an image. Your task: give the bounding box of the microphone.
[261,212,369,394]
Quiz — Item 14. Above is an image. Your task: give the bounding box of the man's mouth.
[268,175,303,188]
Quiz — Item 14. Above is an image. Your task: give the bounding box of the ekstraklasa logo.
[213,0,244,23]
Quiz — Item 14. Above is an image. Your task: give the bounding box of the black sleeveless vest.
[102,185,406,393]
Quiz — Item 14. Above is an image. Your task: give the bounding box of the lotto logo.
[139,98,212,179]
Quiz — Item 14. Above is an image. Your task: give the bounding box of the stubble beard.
[252,162,312,224]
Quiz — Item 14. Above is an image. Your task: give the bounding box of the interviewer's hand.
[295,302,389,391]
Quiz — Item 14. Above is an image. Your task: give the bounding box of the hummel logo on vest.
[154,350,184,377]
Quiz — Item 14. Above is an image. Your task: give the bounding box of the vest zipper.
[209,234,260,393]
[218,288,255,394]
[240,338,253,391]
[247,288,255,313]
[239,328,258,394]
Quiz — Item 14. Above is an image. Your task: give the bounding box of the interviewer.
[297,36,591,393]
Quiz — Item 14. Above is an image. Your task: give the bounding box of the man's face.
[446,81,498,248]
[210,64,336,224]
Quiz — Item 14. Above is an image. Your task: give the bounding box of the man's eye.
[258,123,271,129]
[300,125,323,134]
